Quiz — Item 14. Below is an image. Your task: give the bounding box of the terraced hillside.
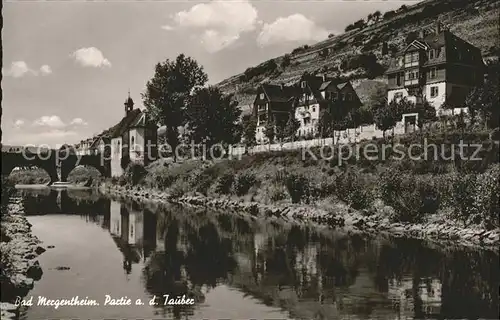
[216,0,499,114]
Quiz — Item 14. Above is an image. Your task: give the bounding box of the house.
[107,94,158,177]
[293,74,362,138]
[385,22,484,113]
[251,75,362,142]
[252,83,295,143]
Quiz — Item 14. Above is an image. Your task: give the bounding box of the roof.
[110,108,142,138]
[337,82,349,90]
[261,83,294,103]
[386,30,483,73]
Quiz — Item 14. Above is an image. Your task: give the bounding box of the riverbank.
[101,182,500,251]
[1,196,46,320]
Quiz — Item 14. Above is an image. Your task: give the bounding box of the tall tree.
[284,115,300,142]
[241,114,257,153]
[465,62,499,129]
[264,120,275,150]
[186,86,241,157]
[142,54,208,162]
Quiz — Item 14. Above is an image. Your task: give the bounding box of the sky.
[2,0,417,148]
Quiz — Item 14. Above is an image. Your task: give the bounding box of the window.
[394,92,403,100]
[430,86,439,98]
[131,136,135,147]
[429,49,434,59]
[405,52,419,66]
[429,67,437,79]
[332,92,338,101]
[259,93,264,99]
[347,93,353,101]
[397,73,402,86]
[341,93,346,101]
[301,81,307,88]
[406,69,419,80]
[312,106,316,112]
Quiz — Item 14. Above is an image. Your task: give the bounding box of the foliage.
[186,86,242,150]
[234,172,258,196]
[241,59,278,81]
[124,163,147,186]
[241,115,257,148]
[340,53,385,79]
[285,173,310,204]
[142,54,208,161]
[280,54,291,69]
[465,63,499,129]
[215,172,235,195]
[379,169,440,223]
[284,115,300,141]
[264,121,275,145]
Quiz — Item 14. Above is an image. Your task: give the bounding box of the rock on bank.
[1,197,45,319]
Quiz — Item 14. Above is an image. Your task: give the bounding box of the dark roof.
[261,83,294,103]
[386,30,483,73]
[110,108,142,138]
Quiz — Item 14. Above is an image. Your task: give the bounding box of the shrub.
[285,174,310,204]
[379,170,440,223]
[234,172,258,196]
[334,171,374,210]
[472,165,500,229]
[124,163,147,185]
[269,185,288,202]
[215,172,235,195]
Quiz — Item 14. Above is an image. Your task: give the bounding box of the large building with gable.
[385,22,485,113]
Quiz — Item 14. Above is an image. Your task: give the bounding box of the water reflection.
[19,189,500,320]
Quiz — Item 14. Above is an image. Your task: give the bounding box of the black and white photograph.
[1,0,499,319]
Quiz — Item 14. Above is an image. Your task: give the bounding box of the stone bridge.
[1,148,110,184]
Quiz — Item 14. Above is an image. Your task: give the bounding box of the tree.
[142,54,208,162]
[264,121,275,150]
[241,115,257,153]
[284,115,300,141]
[374,101,397,139]
[186,86,242,158]
[465,63,499,129]
[318,108,333,139]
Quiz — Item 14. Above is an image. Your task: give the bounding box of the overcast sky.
[2,0,417,147]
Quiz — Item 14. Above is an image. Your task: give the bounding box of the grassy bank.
[114,129,499,232]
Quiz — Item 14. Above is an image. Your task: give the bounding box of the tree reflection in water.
[18,189,500,320]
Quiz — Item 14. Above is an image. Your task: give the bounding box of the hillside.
[216,0,499,114]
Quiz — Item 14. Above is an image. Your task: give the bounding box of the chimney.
[435,21,442,35]
[419,30,425,39]
[322,74,328,82]
[280,83,285,90]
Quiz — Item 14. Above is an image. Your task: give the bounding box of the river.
[14,188,499,320]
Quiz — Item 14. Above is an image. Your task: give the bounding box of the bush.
[215,172,235,195]
[124,163,147,186]
[269,185,288,202]
[472,165,500,229]
[285,174,310,204]
[379,170,440,223]
[234,172,258,196]
[334,171,374,210]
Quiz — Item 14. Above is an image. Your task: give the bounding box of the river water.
[15,188,499,320]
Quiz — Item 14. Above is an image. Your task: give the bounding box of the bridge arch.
[60,154,110,182]
[1,151,59,184]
